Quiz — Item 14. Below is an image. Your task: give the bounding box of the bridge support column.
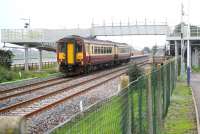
[39,49,42,71]
[194,48,199,67]
[24,46,29,71]
[192,48,195,66]
[180,40,185,79]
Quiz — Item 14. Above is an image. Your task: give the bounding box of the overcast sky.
[0,0,198,50]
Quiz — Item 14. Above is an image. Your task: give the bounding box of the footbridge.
[0,21,170,71]
[1,22,170,51]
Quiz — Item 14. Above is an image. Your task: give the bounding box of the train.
[57,35,131,75]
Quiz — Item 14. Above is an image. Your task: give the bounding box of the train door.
[87,43,91,62]
[67,42,75,64]
[114,45,118,60]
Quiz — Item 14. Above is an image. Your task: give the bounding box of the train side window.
[94,46,97,54]
[107,47,109,54]
[101,47,103,54]
[97,47,99,54]
[109,47,111,53]
[98,47,101,54]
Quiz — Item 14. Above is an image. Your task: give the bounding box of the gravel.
[25,77,120,134]
[0,67,126,109]
[1,69,125,116]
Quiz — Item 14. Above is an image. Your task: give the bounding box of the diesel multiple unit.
[57,35,131,75]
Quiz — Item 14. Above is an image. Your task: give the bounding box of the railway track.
[0,77,73,101]
[0,58,148,106]
[0,67,129,115]
[0,58,150,133]
[0,59,149,117]
[0,64,129,109]
[0,75,66,93]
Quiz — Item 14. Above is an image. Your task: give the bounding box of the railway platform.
[190,73,200,132]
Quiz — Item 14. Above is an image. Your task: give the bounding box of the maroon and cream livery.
[57,35,131,75]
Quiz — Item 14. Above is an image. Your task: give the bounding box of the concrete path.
[190,73,200,133]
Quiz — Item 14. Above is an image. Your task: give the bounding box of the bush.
[128,63,143,82]
[0,49,14,69]
[0,66,16,82]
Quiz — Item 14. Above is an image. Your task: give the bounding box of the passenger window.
[101,47,104,54]
[98,47,100,54]
[94,47,98,54]
[104,47,106,54]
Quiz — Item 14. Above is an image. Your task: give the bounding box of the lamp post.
[20,17,31,29]
[186,0,191,86]
[20,17,31,71]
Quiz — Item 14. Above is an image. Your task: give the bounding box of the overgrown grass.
[162,82,197,134]
[0,66,58,83]
[192,66,200,73]
[177,73,187,81]
[51,95,124,134]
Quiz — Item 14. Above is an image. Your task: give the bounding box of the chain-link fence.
[50,58,179,134]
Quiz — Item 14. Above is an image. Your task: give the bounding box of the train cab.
[57,36,85,74]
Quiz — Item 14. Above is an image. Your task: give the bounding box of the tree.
[0,49,14,69]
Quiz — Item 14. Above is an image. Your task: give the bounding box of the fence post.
[146,68,153,134]
[170,61,172,95]
[157,64,163,132]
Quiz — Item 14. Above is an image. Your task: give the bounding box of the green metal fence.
[50,58,178,134]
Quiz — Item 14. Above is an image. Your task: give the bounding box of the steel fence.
[11,61,57,70]
[50,58,178,134]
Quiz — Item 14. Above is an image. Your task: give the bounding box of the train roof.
[57,35,129,46]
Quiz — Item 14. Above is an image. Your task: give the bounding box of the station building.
[167,23,200,68]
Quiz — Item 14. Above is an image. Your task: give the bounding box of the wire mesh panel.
[129,76,147,134]
[50,57,179,134]
[151,69,158,134]
[51,89,131,134]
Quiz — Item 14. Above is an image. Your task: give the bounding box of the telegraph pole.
[180,1,185,79]
[187,0,191,85]
[20,17,31,71]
